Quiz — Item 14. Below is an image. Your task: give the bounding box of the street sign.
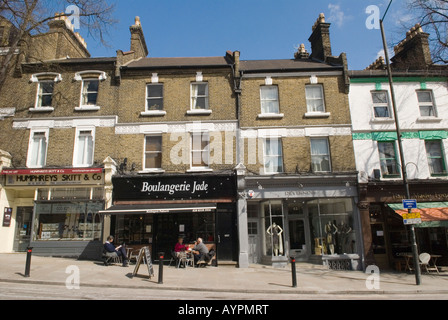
[402,199,417,209]
[402,212,422,225]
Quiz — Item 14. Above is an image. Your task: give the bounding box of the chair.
[102,250,121,266]
[419,252,440,274]
[169,250,179,267]
[177,251,194,268]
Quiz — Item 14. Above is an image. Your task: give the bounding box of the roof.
[125,56,232,69]
[240,59,342,73]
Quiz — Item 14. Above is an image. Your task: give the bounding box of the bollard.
[290,256,297,288]
[158,252,164,284]
[24,247,33,277]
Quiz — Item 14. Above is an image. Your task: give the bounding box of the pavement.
[1,253,448,297]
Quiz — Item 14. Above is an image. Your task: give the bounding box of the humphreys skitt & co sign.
[112,175,235,201]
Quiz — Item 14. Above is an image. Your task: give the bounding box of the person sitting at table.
[191,237,209,265]
[174,237,188,257]
[104,235,129,267]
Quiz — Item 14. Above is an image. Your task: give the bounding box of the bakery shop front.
[101,173,237,263]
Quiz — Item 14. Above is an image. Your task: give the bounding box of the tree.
[407,0,448,64]
[0,0,116,92]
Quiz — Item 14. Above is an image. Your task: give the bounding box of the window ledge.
[304,112,330,118]
[138,169,165,174]
[186,168,213,173]
[29,107,54,112]
[75,105,101,111]
[186,109,212,115]
[370,117,395,123]
[140,110,166,117]
[416,116,442,123]
[257,113,284,119]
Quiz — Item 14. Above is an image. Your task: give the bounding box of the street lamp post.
[379,0,422,285]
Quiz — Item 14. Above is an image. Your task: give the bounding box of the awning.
[99,203,217,214]
[387,202,448,228]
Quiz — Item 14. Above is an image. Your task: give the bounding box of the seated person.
[174,237,188,257]
[104,235,129,267]
[191,237,209,264]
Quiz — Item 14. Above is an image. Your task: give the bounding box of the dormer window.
[74,70,107,111]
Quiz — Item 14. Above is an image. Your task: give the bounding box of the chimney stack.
[308,13,332,62]
[391,24,432,70]
[130,16,148,58]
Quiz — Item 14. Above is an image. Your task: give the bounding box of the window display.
[34,202,103,241]
[309,198,355,255]
[262,201,285,256]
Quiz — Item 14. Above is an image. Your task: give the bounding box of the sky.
[81,0,415,71]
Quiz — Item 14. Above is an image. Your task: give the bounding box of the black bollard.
[290,256,297,288]
[158,252,164,284]
[24,247,33,277]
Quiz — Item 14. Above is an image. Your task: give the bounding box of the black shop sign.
[112,175,236,201]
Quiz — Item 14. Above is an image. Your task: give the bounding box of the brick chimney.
[391,24,432,70]
[308,13,332,62]
[130,16,148,59]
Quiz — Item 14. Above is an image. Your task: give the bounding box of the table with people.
[173,237,215,268]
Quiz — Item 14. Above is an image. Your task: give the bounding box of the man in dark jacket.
[104,235,129,267]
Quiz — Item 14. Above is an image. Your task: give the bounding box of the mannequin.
[325,221,338,255]
[266,223,284,256]
[338,221,352,253]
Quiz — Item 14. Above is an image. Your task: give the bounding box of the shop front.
[0,168,106,258]
[359,182,448,270]
[243,174,362,270]
[101,174,237,263]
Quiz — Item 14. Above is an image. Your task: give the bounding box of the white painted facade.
[349,76,448,183]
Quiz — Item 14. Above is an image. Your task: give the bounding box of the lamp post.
[379,0,422,285]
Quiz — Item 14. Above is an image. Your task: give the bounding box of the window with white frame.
[144,135,162,170]
[74,129,94,167]
[263,138,284,174]
[81,79,99,106]
[260,86,280,114]
[191,132,210,169]
[146,84,164,111]
[27,130,48,168]
[310,138,331,172]
[417,90,437,117]
[371,91,391,118]
[305,85,325,113]
[378,141,400,177]
[425,140,447,176]
[191,83,209,110]
[36,81,54,108]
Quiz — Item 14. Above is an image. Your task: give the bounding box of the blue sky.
[83,0,413,70]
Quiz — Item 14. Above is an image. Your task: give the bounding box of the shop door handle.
[218,235,221,243]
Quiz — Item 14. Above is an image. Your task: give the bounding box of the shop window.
[371,91,391,118]
[378,141,400,178]
[262,201,285,257]
[310,138,331,172]
[308,198,355,255]
[34,202,103,241]
[263,138,283,174]
[27,130,48,168]
[425,140,447,176]
[260,85,280,114]
[417,90,436,117]
[144,135,162,170]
